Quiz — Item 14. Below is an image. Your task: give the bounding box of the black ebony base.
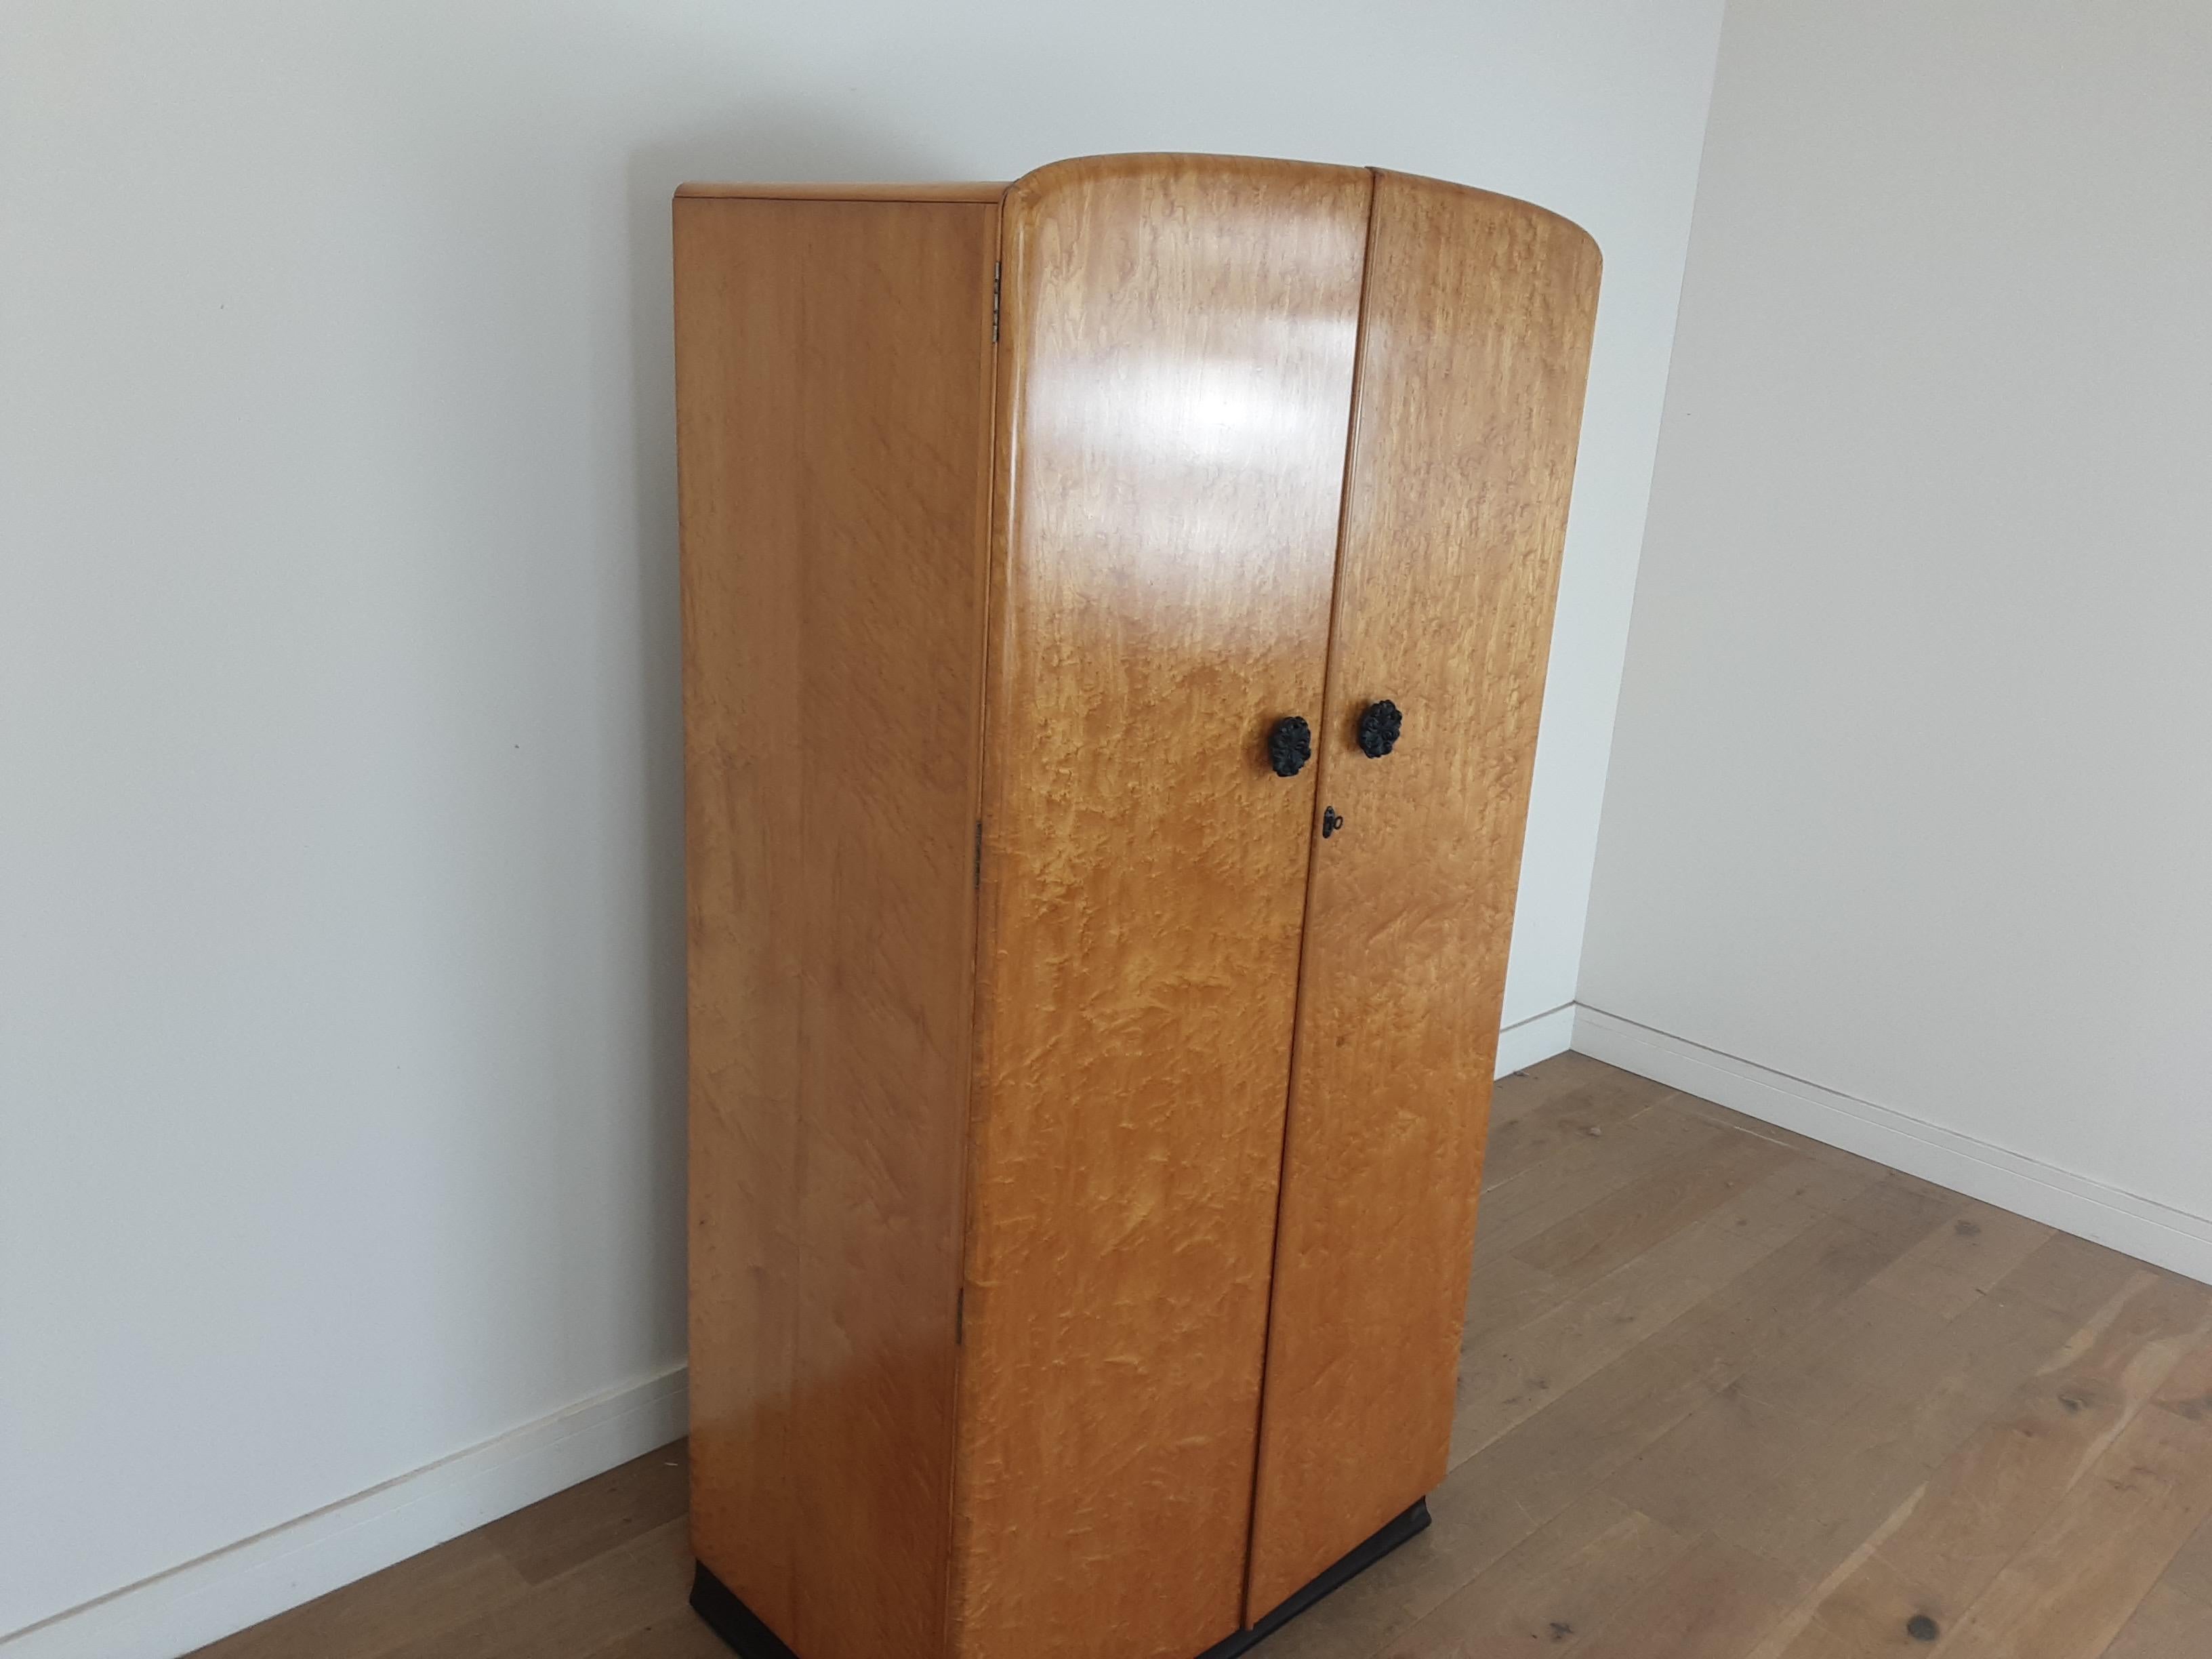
[689,1561,802,1659]
[1195,1500,1431,1659]
[689,1497,1431,1659]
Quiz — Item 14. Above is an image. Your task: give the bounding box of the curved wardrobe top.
[672,155,1597,253]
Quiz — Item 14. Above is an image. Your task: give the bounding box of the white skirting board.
[1494,1001,1578,1078]
[1573,1005,2212,1289]
[1,1365,689,1659]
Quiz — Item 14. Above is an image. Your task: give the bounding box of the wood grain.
[1570,1535,1796,1659]
[674,194,998,1659]
[1451,1149,1863,1467]
[1762,1269,2212,1655]
[186,1532,529,1659]
[2159,1508,2212,1610]
[1858,1197,2055,1319]
[1477,1069,1668,1187]
[1942,1399,2212,1658]
[1373,1492,1692,1658]
[1509,1122,1797,1290]
[1469,1100,1739,1257]
[947,154,1372,1659]
[2100,1581,2212,1659]
[1246,170,1602,1615]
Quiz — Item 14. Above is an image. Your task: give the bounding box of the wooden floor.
[192,1055,2212,1659]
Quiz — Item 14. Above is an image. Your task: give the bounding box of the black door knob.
[1322,806,1343,838]
[1357,699,1403,758]
[1268,716,1313,777]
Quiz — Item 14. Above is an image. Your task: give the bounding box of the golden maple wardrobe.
[675,154,1599,1659]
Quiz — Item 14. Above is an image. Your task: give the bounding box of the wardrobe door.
[951,156,1370,1659]
[1246,173,1602,1615]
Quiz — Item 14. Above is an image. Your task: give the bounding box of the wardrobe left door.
[950,156,1370,1659]
[677,191,1002,1659]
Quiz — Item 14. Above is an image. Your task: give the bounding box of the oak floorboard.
[2098,1581,2212,1659]
[1371,1492,1691,1658]
[1452,1149,1870,1461]
[184,1057,2212,1659]
[1941,1401,2212,1659]
[375,1519,695,1659]
[1485,1052,1635,1128]
[1509,1128,1797,1291]
[1466,1107,1736,1260]
[2158,1509,2212,1610]
[483,1442,690,1586]
[1662,1090,1883,1174]
[1570,1534,1796,1659]
[1455,1249,1563,1350]
[185,1531,531,1659]
[582,1611,740,1659]
[1758,1273,2212,1656]
[1478,1069,1667,1185]
[1859,1195,2055,1319]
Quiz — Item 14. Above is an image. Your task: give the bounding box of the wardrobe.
[674,153,1600,1659]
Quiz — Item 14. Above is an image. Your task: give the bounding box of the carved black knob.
[1357,699,1403,759]
[1268,716,1313,777]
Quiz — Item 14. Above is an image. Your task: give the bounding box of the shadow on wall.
[619,111,977,1324]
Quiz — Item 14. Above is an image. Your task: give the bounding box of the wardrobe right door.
[1245,171,1602,1618]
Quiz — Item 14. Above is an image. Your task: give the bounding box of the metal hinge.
[991,263,1000,342]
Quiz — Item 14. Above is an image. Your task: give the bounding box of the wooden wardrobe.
[675,153,1600,1659]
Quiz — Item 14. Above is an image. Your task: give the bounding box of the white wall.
[1582,1,2212,1277]
[0,1,1725,1650]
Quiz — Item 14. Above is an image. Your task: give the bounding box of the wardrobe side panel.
[675,195,998,1659]
[1246,173,1601,1616]
[951,156,1370,1659]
